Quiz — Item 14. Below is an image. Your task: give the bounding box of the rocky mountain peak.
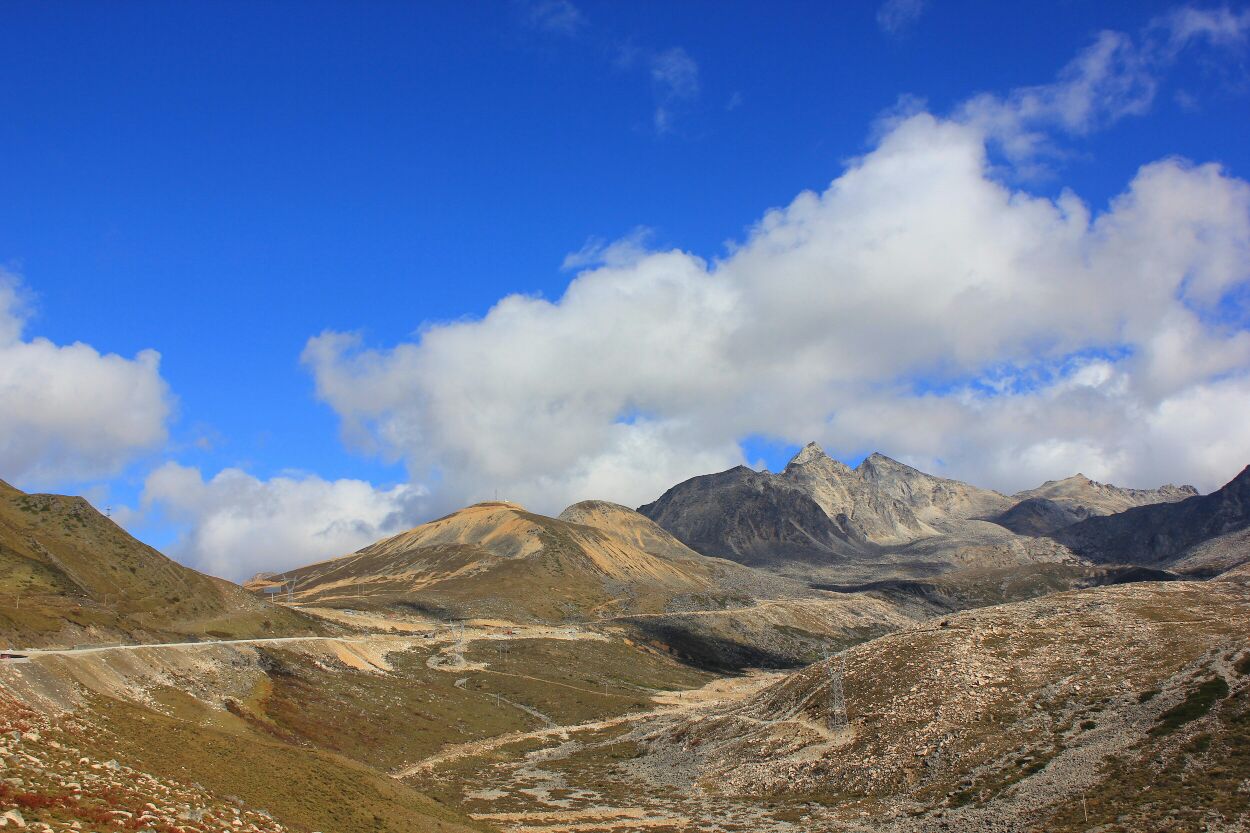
[856,451,910,472]
[787,441,831,467]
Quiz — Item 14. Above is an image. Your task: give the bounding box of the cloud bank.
[0,272,173,486]
[141,463,425,580]
[303,13,1250,510]
[304,112,1250,507]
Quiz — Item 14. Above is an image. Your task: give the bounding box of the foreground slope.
[0,620,717,833]
[600,580,1250,831]
[0,481,323,647]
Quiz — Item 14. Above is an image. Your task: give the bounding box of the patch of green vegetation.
[1149,677,1230,736]
[1040,684,1250,833]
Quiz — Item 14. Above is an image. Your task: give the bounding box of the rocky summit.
[637,443,1205,586]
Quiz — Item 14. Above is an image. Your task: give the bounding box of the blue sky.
[2,1,1249,578]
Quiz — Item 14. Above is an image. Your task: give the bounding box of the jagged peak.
[856,452,916,474]
[787,441,830,467]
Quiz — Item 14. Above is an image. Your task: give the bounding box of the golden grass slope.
[275,501,817,622]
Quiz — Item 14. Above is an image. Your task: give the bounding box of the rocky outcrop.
[637,464,860,566]
[638,444,1222,583]
[849,451,1013,528]
[639,444,1054,579]
[991,496,1090,536]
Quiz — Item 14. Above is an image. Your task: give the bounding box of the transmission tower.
[824,650,849,730]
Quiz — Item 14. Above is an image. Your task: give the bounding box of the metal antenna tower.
[824,650,849,730]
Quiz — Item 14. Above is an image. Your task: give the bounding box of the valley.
[1,452,1248,832]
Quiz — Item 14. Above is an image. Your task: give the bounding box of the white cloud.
[649,47,700,134]
[140,463,425,581]
[959,6,1250,169]
[877,0,928,35]
[301,10,1250,510]
[304,112,1250,505]
[1157,5,1250,50]
[561,226,654,271]
[0,271,173,486]
[520,0,585,37]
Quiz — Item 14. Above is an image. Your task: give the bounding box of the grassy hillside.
[276,501,807,622]
[0,482,327,647]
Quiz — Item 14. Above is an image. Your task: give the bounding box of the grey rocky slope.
[638,443,1217,585]
[995,474,1197,536]
[1055,464,1250,574]
[639,444,1061,581]
[639,444,1011,561]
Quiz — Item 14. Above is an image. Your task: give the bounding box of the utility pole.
[824,650,849,731]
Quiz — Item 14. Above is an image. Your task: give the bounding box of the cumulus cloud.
[302,11,1250,510]
[140,463,425,580]
[877,0,928,35]
[0,271,173,486]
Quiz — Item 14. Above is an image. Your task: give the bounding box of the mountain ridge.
[1055,464,1250,572]
[638,442,1217,582]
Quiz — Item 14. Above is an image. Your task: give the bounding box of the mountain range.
[637,443,1224,583]
[2,450,1248,833]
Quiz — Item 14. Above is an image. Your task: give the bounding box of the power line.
[825,650,849,730]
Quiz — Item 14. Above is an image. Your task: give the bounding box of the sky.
[2,1,1250,580]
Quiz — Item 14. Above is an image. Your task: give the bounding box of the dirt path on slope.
[393,670,782,778]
